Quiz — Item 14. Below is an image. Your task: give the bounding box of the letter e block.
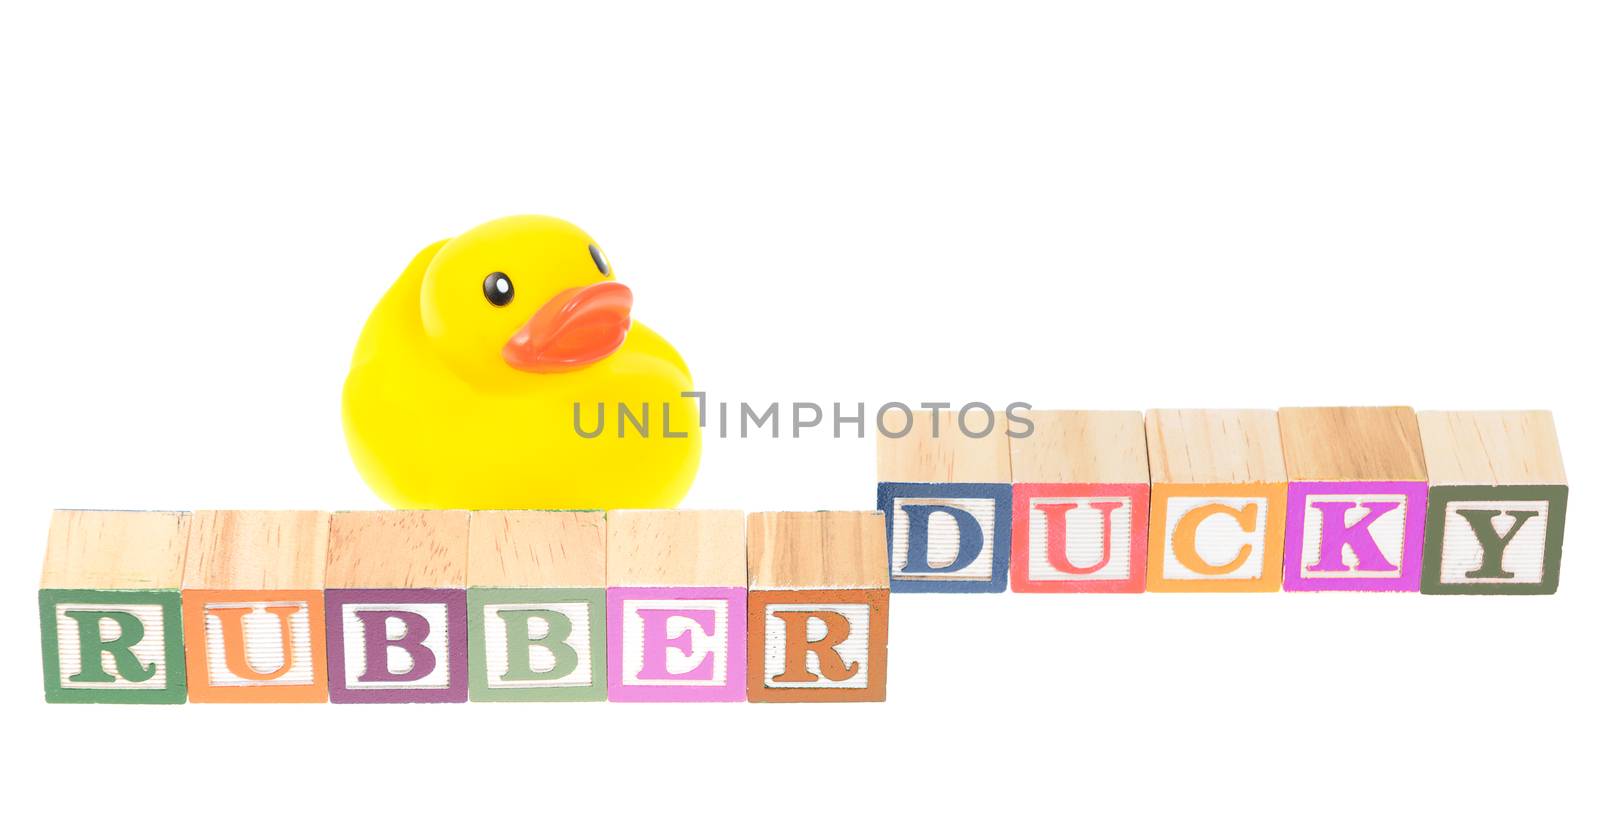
[39,510,190,704]
[466,511,607,701]
[877,408,1012,592]
[324,511,469,703]
[746,512,889,702]
[1145,410,1287,592]
[1418,411,1568,595]
[181,511,331,703]
[1009,411,1149,593]
[607,510,747,702]
[1280,407,1429,592]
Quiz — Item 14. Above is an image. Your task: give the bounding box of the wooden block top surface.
[606,509,746,587]
[1279,406,1428,482]
[467,510,606,587]
[182,510,329,590]
[325,510,469,589]
[41,510,191,590]
[1417,410,1566,485]
[1009,410,1149,484]
[747,511,889,589]
[1145,409,1286,485]
[877,408,1011,483]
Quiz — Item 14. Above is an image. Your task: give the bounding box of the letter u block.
[877,408,1012,592]
[1145,410,1287,592]
[181,511,330,702]
[324,511,469,703]
[607,510,747,702]
[1417,411,1568,595]
[1009,411,1150,592]
[466,511,607,701]
[746,512,889,702]
[40,510,191,704]
[1280,407,1429,592]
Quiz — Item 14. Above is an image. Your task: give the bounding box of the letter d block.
[1280,408,1429,592]
[878,409,1012,593]
[39,510,190,704]
[181,511,331,703]
[1418,411,1568,595]
[607,510,747,702]
[466,511,607,701]
[746,512,890,702]
[1145,411,1287,592]
[324,512,469,703]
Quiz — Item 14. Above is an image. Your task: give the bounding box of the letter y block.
[746,512,889,702]
[40,510,190,704]
[1417,411,1568,595]
[1280,408,1429,592]
[607,510,747,702]
[877,408,1012,592]
[324,511,469,703]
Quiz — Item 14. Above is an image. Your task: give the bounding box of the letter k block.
[1280,408,1430,592]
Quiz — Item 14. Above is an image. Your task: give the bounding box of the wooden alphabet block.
[39,510,190,704]
[1417,411,1568,595]
[877,408,1012,592]
[1145,410,1287,592]
[324,511,469,703]
[746,511,889,702]
[181,510,330,703]
[1280,407,1429,592]
[466,511,607,701]
[606,510,746,702]
[1009,410,1149,593]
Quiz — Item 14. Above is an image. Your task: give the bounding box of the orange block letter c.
[1171,502,1258,576]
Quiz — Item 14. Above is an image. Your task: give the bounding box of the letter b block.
[324,512,470,703]
[1418,411,1568,595]
[466,511,607,701]
[607,510,747,702]
[40,511,191,704]
[746,512,890,702]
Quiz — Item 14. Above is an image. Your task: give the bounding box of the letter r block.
[40,511,191,704]
[1280,408,1430,592]
[1418,411,1568,595]
[1145,411,1288,592]
[324,511,470,703]
[746,512,890,702]
[466,510,609,702]
[607,510,748,702]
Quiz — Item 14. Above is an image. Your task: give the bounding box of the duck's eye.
[482,272,514,306]
[588,243,610,276]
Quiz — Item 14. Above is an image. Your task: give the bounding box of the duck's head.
[420,215,633,383]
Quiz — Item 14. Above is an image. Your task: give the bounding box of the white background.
[1,1,1594,827]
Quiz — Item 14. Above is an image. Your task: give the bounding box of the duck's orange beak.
[502,282,633,372]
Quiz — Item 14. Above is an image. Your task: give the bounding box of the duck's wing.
[349,237,450,369]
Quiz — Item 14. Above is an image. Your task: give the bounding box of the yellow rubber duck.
[342,216,701,509]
